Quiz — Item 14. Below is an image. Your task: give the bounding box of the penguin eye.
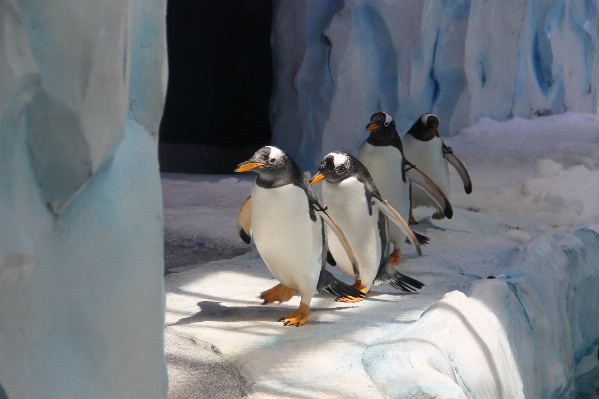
[384,121,390,127]
[268,158,276,165]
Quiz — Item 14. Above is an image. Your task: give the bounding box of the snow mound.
[445,113,599,229]
[364,228,599,398]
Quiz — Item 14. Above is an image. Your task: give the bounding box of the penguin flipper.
[405,166,453,219]
[371,195,421,256]
[317,268,365,299]
[236,195,252,244]
[316,206,360,279]
[443,148,472,194]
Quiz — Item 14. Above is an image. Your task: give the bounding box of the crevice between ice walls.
[0,0,168,397]
[270,0,599,171]
[361,227,599,398]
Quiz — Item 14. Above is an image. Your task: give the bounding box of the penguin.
[357,111,453,265]
[402,113,472,223]
[310,151,425,302]
[235,146,365,326]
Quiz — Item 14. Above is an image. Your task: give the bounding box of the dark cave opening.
[159,0,273,174]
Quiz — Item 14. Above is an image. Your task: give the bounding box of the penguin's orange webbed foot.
[336,280,368,303]
[389,248,401,265]
[432,210,445,220]
[409,209,418,225]
[259,283,295,305]
[278,303,309,327]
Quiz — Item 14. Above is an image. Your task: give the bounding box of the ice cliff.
[270,0,599,170]
[0,0,168,397]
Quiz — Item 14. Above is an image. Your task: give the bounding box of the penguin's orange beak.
[309,173,326,185]
[429,127,439,137]
[235,162,266,172]
[366,122,380,131]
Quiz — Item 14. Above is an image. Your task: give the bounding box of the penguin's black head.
[421,113,440,130]
[310,151,357,184]
[366,111,396,132]
[235,146,292,180]
[406,113,440,141]
[235,146,303,186]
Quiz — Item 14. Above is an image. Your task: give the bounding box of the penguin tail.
[376,270,424,293]
[317,269,365,300]
[405,232,430,246]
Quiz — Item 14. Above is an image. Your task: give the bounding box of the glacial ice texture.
[270,0,599,170]
[0,0,168,397]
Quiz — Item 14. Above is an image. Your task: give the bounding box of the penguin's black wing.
[372,209,425,292]
[352,161,380,216]
[315,205,361,279]
[371,194,421,255]
[404,165,453,219]
[236,195,252,244]
[442,143,472,194]
[314,210,364,299]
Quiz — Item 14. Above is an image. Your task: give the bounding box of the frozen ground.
[163,112,599,398]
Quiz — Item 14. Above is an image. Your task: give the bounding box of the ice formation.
[270,0,599,170]
[0,0,168,397]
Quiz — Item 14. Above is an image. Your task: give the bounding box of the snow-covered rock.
[270,0,599,170]
[0,0,168,397]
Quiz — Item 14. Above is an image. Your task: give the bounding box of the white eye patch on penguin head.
[382,112,393,127]
[266,146,284,164]
[420,113,440,128]
[332,152,347,170]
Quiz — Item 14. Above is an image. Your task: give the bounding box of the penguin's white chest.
[250,183,322,292]
[358,143,409,246]
[403,135,450,207]
[322,178,381,288]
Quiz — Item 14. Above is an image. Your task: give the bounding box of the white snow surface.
[164,113,599,398]
[270,0,599,170]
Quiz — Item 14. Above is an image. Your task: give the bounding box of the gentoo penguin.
[402,113,472,223]
[357,111,452,265]
[235,146,364,326]
[310,152,425,301]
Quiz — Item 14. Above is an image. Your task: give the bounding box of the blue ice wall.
[0,0,168,397]
[271,0,599,170]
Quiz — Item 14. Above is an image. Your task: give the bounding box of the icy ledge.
[165,222,599,398]
[365,227,599,398]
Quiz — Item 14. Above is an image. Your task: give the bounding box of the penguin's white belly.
[403,135,450,208]
[358,143,409,247]
[251,183,321,293]
[323,179,381,289]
